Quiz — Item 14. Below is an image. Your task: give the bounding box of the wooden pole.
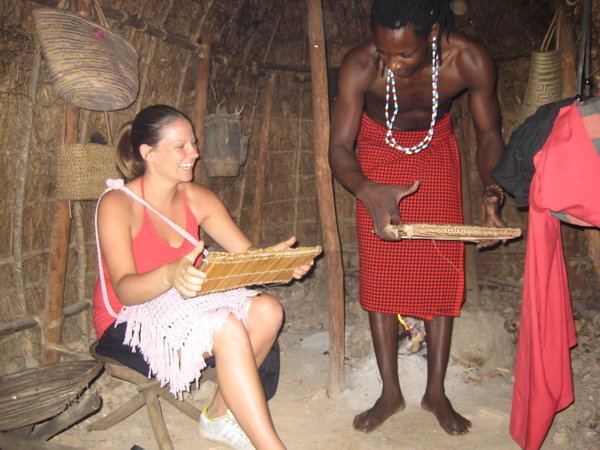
[306,0,345,397]
[250,73,276,245]
[42,100,79,365]
[41,0,91,364]
[558,9,577,99]
[457,96,480,305]
[191,42,211,183]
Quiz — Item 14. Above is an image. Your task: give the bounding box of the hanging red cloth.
[510,99,600,449]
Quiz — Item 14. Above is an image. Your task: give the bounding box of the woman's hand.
[166,242,207,298]
[270,236,315,280]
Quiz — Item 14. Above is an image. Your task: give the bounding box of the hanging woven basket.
[518,50,562,123]
[518,10,563,123]
[32,7,139,111]
[56,143,119,200]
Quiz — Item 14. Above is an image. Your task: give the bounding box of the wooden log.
[191,42,211,184]
[250,73,276,245]
[306,0,345,397]
[143,390,173,450]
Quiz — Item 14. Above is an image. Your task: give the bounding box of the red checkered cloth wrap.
[356,112,465,320]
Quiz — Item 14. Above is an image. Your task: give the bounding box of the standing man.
[329,0,505,436]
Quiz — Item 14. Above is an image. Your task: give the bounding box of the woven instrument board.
[384,224,522,242]
[198,246,322,294]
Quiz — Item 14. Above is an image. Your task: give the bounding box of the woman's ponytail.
[116,122,145,181]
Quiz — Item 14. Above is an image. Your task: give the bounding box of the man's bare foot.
[421,394,471,435]
[353,394,405,432]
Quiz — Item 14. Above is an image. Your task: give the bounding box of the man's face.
[373,23,430,78]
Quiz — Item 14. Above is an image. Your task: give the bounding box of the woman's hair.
[370,0,454,39]
[116,104,193,181]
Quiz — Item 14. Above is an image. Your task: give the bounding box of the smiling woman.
[93,104,315,449]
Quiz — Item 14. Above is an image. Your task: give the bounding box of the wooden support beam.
[250,74,276,245]
[558,7,577,98]
[191,42,211,183]
[306,0,345,397]
[457,96,480,304]
[42,105,80,366]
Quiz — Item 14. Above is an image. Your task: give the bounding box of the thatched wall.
[0,0,598,374]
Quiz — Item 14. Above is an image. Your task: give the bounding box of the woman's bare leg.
[208,294,284,449]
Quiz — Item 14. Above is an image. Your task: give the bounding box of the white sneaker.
[198,405,255,450]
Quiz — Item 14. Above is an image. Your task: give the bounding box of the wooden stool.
[88,344,202,450]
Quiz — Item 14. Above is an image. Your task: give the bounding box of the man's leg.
[353,311,406,432]
[421,315,472,435]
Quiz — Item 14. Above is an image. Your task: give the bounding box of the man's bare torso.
[349,32,478,131]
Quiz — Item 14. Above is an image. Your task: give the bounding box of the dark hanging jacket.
[492,97,575,207]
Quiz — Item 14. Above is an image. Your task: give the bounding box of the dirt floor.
[48,268,599,449]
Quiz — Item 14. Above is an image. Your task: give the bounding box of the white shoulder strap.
[94,178,202,318]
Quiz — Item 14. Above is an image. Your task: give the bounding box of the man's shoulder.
[341,39,377,70]
[444,32,493,63]
[442,32,496,85]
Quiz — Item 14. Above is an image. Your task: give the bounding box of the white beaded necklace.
[384,36,439,155]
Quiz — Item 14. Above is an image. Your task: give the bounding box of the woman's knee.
[250,294,283,330]
[213,313,250,348]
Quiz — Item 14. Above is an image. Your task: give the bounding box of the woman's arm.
[182,183,255,253]
[183,183,315,277]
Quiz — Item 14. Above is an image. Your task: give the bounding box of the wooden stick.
[250,73,276,245]
[306,0,346,397]
[191,42,211,184]
[0,299,90,336]
[87,394,146,431]
[29,391,101,440]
